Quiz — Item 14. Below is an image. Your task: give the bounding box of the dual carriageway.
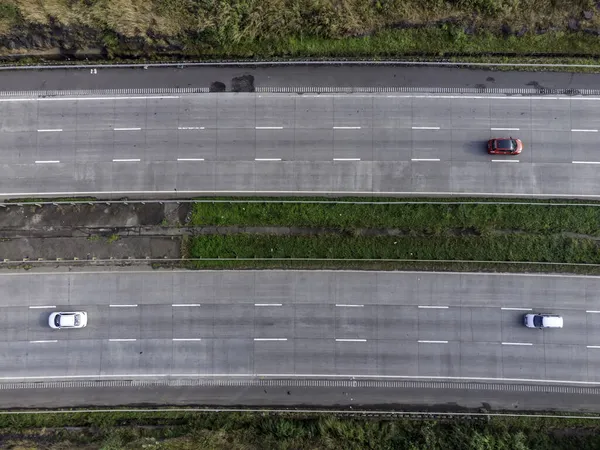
[2,65,600,408]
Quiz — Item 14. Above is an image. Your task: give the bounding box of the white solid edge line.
[37,129,62,132]
[255,158,282,161]
[256,126,284,130]
[333,158,361,161]
[109,304,138,308]
[418,340,449,344]
[412,126,440,130]
[572,129,598,132]
[113,127,142,131]
[112,159,141,162]
[177,127,205,130]
[172,304,201,307]
[254,303,283,307]
[333,126,361,129]
[501,307,532,311]
[418,305,449,309]
[573,161,600,164]
[28,305,56,309]
[491,159,519,162]
[411,158,441,162]
[176,158,205,161]
[29,340,58,344]
[335,304,364,308]
[588,345,600,349]
[34,160,60,164]
[7,372,600,384]
[501,342,533,346]
[172,338,202,341]
[490,128,520,131]
[254,338,288,341]
[109,339,137,342]
[587,311,600,313]
[335,339,367,342]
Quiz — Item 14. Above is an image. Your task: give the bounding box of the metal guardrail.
[4,199,600,207]
[4,257,600,269]
[0,86,597,96]
[3,59,600,70]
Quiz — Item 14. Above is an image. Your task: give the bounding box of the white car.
[49,311,88,329]
[523,314,563,329]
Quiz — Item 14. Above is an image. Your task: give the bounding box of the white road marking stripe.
[6,372,600,385]
[501,307,532,311]
[109,304,138,308]
[109,339,137,342]
[572,129,598,132]
[255,158,282,161]
[588,345,600,349]
[411,158,440,162]
[587,311,600,313]
[573,161,600,164]
[501,342,533,346]
[256,126,284,130]
[34,160,60,164]
[29,305,56,309]
[333,158,361,161]
[178,126,205,130]
[176,158,204,161]
[172,338,202,341]
[491,159,519,163]
[412,126,440,130]
[490,127,520,131]
[335,338,367,342]
[0,96,181,102]
[114,127,141,131]
[254,303,283,307]
[30,340,58,344]
[254,338,288,341]
[172,304,201,307]
[112,159,140,162]
[333,126,361,130]
[335,304,364,308]
[418,305,449,309]
[418,340,448,344]
[37,129,62,132]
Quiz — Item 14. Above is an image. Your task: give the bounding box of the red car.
[487,137,523,155]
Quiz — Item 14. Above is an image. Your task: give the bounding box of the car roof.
[541,315,563,327]
[496,139,515,149]
[59,313,76,327]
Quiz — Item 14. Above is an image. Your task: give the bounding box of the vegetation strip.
[189,201,600,235]
[1,409,600,449]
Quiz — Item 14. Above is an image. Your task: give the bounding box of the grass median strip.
[184,200,600,272]
[188,234,600,263]
[189,201,600,235]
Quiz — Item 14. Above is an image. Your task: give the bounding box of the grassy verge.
[189,201,600,235]
[5,0,600,68]
[2,409,600,449]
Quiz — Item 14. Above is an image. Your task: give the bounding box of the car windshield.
[496,139,515,149]
[54,316,61,327]
[74,315,81,326]
[533,316,544,327]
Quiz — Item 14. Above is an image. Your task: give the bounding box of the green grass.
[184,200,600,272]
[189,201,600,236]
[5,0,600,67]
[188,234,600,263]
[3,409,600,450]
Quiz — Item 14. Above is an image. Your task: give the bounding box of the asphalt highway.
[3,269,600,384]
[2,92,600,197]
